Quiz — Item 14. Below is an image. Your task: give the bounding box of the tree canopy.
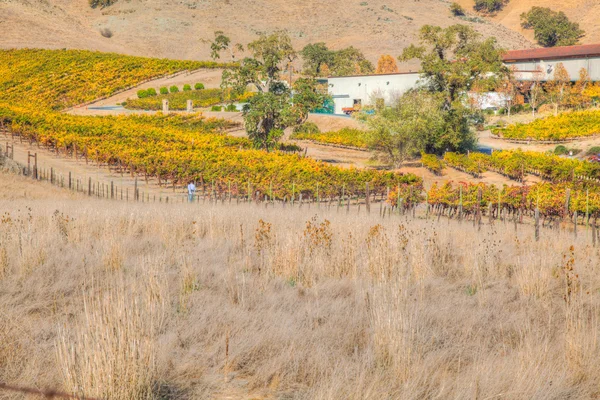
[400,24,507,108]
[208,31,244,61]
[520,7,584,47]
[222,31,296,94]
[299,43,334,76]
[390,24,506,157]
[221,32,327,151]
[367,91,445,167]
[376,55,399,74]
[299,43,374,76]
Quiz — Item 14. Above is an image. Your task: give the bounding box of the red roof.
[503,44,600,62]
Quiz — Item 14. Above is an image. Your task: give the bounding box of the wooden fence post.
[534,207,540,241]
[365,183,371,214]
[564,189,571,220]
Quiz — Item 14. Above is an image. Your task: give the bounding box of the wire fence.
[0,382,100,399]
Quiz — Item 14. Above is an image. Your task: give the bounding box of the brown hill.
[1,0,533,66]
[455,0,600,45]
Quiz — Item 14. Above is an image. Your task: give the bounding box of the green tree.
[401,25,507,108]
[300,43,334,76]
[367,91,451,167]
[209,31,244,61]
[222,31,296,94]
[243,78,327,151]
[331,47,375,76]
[398,25,504,153]
[222,32,327,150]
[520,7,584,47]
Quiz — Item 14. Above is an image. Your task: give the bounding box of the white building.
[325,44,600,115]
[327,72,420,115]
[503,44,600,81]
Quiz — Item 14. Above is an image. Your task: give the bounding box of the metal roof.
[327,71,419,79]
[503,44,600,62]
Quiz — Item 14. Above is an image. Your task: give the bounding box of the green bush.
[160,87,168,95]
[586,146,600,156]
[554,145,568,155]
[89,0,117,8]
[137,89,148,99]
[146,88,157,97]
[293,122,321,135]
[474,0,505,13]
[277,142,303,152]
[450,2,465,16]
[225,104,238,112]
[169,85,179,93]
[183,84,192,91]
[194,83,205,90]
[211,105,222,112]
[124,89,236,111]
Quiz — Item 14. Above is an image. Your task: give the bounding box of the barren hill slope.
[455,0,600,45]
[1,0,532,65]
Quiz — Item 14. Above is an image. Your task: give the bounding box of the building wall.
[327,73,420,114]
[508,57,600,81]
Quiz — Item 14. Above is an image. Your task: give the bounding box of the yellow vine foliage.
[0,49,423,200]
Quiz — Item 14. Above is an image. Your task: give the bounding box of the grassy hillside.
[0,0,533,65]
[454,0,600,45]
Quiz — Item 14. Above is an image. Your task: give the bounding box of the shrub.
[194,83,205,90]
[137,89,149,99]
[89,0,118,9]
[293,122,321,135]
[169,86,179,93]
[586,146,600,156]
[183,84,192,91]
[146,88,157,97]
[225,104,238,112]
[277,142,303,152]
[211,105,222,112]
[474,0,505,13]
[554,145,568,155]
[99,28,113,38]
[520,7,584,47]
[450,2,465,16]
[159,87,168,95]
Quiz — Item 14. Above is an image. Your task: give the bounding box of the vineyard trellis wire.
[4,139,600,247]
[0,381,101,400]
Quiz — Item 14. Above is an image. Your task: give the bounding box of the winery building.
[326,43,600,114]
[327,72,420,115]
[503,44,600,82]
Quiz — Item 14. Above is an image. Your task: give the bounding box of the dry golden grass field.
[0,0,533,64]
[2,163,600,399]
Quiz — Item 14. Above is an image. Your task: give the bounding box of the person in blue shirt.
[187,181,196,202]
